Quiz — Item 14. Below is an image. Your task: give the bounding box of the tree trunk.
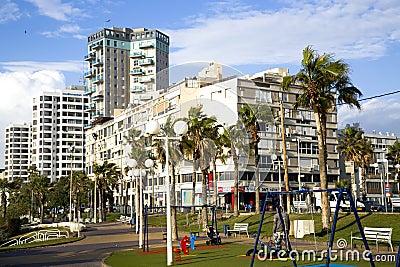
[201,169,209,230]
[40,197,44,224]
[212,159,217,206]
[315,111,330,230]
[1,192,6,218]
[191,160,196,214]
[233,148,239,217]
[254,146,260,214]
[99,189,103,223]
[171,166,178,241]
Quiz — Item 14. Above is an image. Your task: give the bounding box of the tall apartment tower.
[31,86,88,182]
[84,27,169,128]
[4,123,32,182]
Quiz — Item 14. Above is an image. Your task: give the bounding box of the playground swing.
[249,188,376,267]
[144,205,220,253]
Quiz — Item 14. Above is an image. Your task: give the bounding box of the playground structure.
[143,205,220,253]
[249,187,377,267]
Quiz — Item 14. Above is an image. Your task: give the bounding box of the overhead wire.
[337,89,400,106]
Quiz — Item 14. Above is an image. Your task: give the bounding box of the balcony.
[92,59,103,66]
[84,123,93,129]
[84,53,95,61]
[130,69,144,75]
[140,76,153,83]
[90,41,103,50]
[91,94,104,101]
[93,111,104,118]
[84,71,95,78]
[139,59,153,66]
[84,104,96,111]
[130,86,146,92]
[84,87,96,95]
[130,51,145,58]
[138,41,154,48]
[140,94,152,100]
[92,76,104,84]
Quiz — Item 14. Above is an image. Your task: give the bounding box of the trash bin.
[223,224,230,236]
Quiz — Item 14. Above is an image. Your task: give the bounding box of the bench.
[291,201,309,213]
[227,223,249,238]
[351,227,393,252]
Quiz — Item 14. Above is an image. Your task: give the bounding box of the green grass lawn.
[105,242,395,267]
[145,211,400,245]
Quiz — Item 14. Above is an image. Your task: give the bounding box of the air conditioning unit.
[313,165,319,171]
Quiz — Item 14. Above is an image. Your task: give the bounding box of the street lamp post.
[146,120,188,266]
[92,133,98,224]
[292,138,301,190]
[69,145,75,222]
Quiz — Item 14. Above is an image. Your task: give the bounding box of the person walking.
[272,206,290,249]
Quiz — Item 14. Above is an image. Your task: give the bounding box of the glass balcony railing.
[130,86,146,92]
[84,71,94,78]
[84,53,95,61]
[92,76,104,84]
[130,51,144,58]
[130,69,144,75]
[84,87,96,95]
[139,59,153,65]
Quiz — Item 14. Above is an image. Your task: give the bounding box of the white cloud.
[338,98,400,135]
[0,70,66,168]
[41,24,83,38]
[0,60,82,73]
[26,0,82,21]
[0,1,21,24]
[166,0,400,66]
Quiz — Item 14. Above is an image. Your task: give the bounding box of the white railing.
[0,229,70,247]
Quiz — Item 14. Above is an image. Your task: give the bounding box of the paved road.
[0,222,163,267]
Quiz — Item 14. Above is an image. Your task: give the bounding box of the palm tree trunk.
[255,146,260,214]
[201,170,209,230]
[99,189,103,223]
[233,148,239,217]
[212,159,217,206]
[315,111,330,230]
[40,198,44,224]
[171,166,178,241]
[1,192,6,218]
[191,160,196,214]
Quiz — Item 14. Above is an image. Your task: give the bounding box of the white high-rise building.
[84,27,169,128]
[31,86,88,182]
[4,123,32,182]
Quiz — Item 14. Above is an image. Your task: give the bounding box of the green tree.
[93,161,120,222]
[29,175,49,224]
[221,122,249,217]
[281,46,362,230]
[150,116,183,241]
[182,106,219,229]
[239,103,273,214]
[386,140,400,187]
[337,126,373,199]
[0,178,22,219]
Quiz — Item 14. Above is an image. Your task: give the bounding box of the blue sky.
[1,0,400,168]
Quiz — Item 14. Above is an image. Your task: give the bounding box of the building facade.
[4,123,32,182]
[31,86,88,182]
[84,27,169,127]
[84,64,340,211]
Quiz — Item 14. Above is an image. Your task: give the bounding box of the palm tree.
[281,45,362,230]
[93,161,120,222]
[182,106,218,229]
[221,122,249,217]
[337,126,373,200]
[0,178,21,219]
[387,141,400,192]
[150,115,183,241]
[239,103,273,214]
[29,175,49,223]
[71,171,91,221]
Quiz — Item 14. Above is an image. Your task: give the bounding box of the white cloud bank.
[0,70,66,168]
[166,0,400,66]
[338,98,400,135]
